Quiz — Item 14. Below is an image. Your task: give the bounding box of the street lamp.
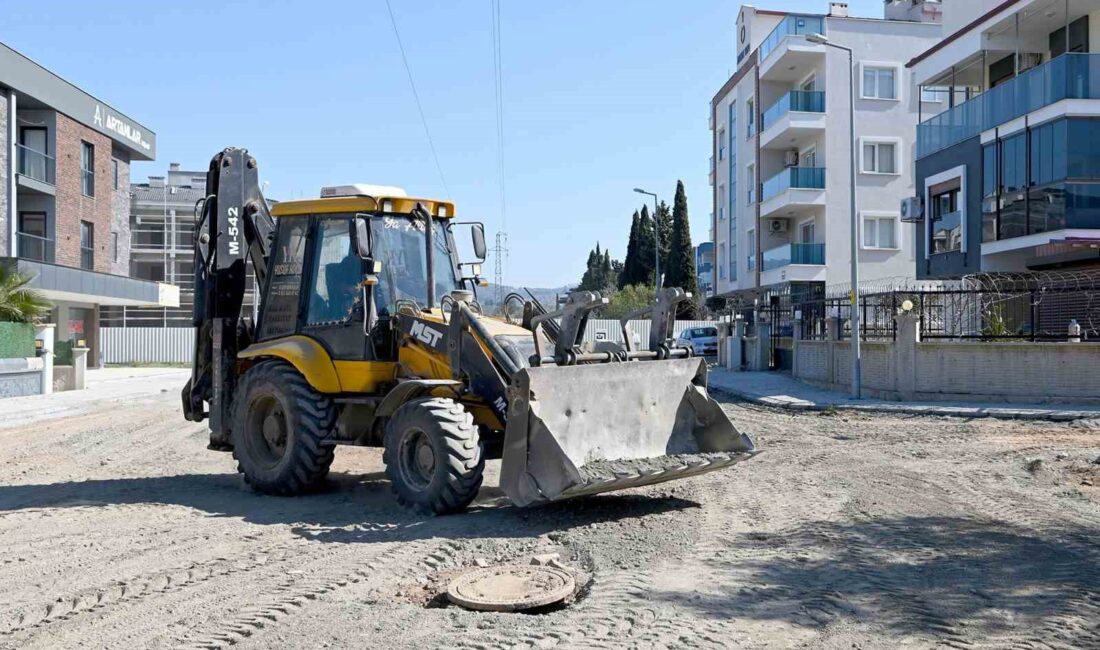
[633,187,660,293]
[805,33,861,399]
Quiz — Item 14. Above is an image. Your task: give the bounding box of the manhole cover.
[446,564,576,612]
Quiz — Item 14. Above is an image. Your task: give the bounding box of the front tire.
[231,360,336,495]
[383,397,484,515]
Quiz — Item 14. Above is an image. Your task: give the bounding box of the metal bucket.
[499,357,756,507]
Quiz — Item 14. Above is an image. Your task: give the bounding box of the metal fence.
[791,271,1100,343]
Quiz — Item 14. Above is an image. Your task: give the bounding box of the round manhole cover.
[446,564,576,612]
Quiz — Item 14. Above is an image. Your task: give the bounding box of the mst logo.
[409,321,444,347]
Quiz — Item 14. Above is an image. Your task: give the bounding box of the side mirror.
[471,223,487,261]
[353,214,373,260]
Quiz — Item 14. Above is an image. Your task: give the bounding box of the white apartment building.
[709,1,942,303]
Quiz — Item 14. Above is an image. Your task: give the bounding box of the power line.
[490,0,509,304]
[385,0,451,198]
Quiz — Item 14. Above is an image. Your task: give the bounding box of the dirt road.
[1,369,1098,649]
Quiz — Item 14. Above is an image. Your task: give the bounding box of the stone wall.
[792,314,1100,404]
[109,144,131,276]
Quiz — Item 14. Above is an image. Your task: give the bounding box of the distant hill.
[476,284,574,310]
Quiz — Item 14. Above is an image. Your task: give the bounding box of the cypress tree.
[636,204,656,287]
[620,211,640,289]
[665,180,700,318]
[655,200,673,271]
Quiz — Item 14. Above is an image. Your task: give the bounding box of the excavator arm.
[182,148,275,448]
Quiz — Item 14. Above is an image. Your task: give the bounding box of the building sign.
[94,104,152,153]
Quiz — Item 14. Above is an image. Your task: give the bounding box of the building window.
[929,184,961,255]
[718,184,725,220]
[80,221,95,270]
[862,65,897,100]
[112,159,120,190]
[862,214,898,249]
[718,243,726,280]
[111,231,120,262]
[861,139,899,175]
[800,219,816,244]
[746,164,756,204]
[746,99,755,139]
[746,229,756,271]
[718,128,726,161]
[80,141,95,197]
[17,212,51,263]
[920,86,948,103]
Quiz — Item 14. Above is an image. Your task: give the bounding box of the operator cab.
[258,187,485,364]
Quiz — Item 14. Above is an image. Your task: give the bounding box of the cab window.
[307,218,361,325]
[259,220,308,340]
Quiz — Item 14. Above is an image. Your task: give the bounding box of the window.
[746,164,756,204]
[718,243,726,280]
[982,143,998,242]
[800,220,815,244]
[308,218,360,325]
[746,99,755,138]
[929,183,961,255]
[111,231,120,262]
[920,86,947,103]
[862,214,898,249]
[862,65,897,100]
[717,128,726,161]
[801,146,817,169]
[112,159,120,190]
[80,141,95,197]
[260,220,308,339]
[746,229,756,270]
[80,221,94,269]
[718,184,725,220]
[1000,132,1027,239]
[861,139,899,174]
[17,212,50,262]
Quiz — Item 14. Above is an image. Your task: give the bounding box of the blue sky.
[4,0,885,287]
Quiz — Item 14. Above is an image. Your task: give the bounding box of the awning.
[1,258,179,307]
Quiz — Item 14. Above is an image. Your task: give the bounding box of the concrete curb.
[708,385,1100,422]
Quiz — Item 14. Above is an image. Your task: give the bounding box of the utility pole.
[633,188,660,294]
[493,231,508,309]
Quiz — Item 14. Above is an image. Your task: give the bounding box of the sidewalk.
[707,368,1100,422]
[0,367,190,429]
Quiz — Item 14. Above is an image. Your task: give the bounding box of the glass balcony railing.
[759,15,825,64]
[762,90,826,131]
[17,232,55,263]
[762,242,825,271]
[917,53,1100,158]
[16,144,55,185]
[761,167,825,202]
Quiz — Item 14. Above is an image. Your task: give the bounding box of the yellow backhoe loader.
[182,148,756,515]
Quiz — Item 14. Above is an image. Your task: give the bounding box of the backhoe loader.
[183,148,756,515]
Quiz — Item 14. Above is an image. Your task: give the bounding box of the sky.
[3,0,886,287]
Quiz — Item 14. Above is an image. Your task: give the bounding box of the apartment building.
[911,0,1100,276]
[709,1,942,304]
[0,42,175,364]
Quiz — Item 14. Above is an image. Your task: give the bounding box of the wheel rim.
[399,428,436,491]
[246,395,289,467]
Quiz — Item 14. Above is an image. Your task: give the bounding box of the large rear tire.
[231,360,336,495]
[383,397,484,515]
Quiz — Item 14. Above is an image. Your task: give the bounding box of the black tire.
[383,397,484,515]
[231,360,336,495]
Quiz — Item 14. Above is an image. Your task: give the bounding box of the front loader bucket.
[499,357,756,507]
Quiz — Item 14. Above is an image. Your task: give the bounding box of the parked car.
[676,326,719,356]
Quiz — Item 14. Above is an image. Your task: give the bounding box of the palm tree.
[0,265,51,323]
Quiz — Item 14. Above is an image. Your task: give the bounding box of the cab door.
[301,216,371,361]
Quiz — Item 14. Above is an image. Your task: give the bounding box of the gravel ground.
[1,377,1098,649]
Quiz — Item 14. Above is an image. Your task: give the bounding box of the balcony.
[762,242,825,271]
[761,90,826,149]
[760,167,826,218]
[17,232,55,263]
[15,145,56,195]
[917,53,1100,159]
[760,242,826,286]
[758,15,825,82]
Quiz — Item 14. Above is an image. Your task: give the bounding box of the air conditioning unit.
[768,219,788,234]
[900,196,924,222]
[784,150,799,167]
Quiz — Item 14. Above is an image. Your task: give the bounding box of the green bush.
[54,339,74,366]
[0,322,35,359]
